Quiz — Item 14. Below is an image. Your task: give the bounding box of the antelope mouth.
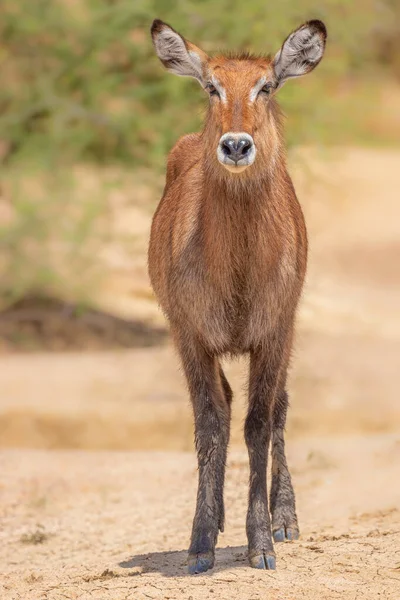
[223,164,250,173]
[217,132,256,173]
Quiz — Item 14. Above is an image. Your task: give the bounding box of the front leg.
[244,333,291,570]
[175,333,231,574]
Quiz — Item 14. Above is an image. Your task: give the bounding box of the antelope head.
[151,19,327,176]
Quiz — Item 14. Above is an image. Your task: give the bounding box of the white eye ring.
[206,83,219,97]
[259,82,273,95]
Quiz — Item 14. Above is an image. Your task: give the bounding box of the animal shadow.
[119,545,249,577]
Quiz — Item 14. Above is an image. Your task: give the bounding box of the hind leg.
[217,365,232,533]
[270,388,299,542]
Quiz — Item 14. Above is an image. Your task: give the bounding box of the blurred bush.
[1,0,399,169]
[0,0,399,309]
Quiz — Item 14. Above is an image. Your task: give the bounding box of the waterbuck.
[148,18,327,574]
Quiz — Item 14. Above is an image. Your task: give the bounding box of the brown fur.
[148,19,325,573]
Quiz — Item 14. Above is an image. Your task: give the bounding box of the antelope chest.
[174,239,298,354]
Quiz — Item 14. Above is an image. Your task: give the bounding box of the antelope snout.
[217,132,256,173]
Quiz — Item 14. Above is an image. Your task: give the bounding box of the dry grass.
[20,528,51,545]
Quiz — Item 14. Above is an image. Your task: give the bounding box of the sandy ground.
[0,148,399,598]
[1,436,400,600]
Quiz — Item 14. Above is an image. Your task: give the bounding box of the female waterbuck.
[148,18,327,573]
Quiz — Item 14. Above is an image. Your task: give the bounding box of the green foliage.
[0,0,399,307]
[0,163,109,306]
[0,0,397,169]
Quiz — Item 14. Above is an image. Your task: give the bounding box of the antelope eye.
[260,82,273,95]
[206,83,219,97]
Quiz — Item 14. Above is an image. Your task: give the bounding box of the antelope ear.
[273,20,327,88]
[151,19,208,84]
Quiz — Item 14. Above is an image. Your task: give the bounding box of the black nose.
[221,136,253,163]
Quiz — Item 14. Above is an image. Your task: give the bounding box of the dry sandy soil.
[1,436,400,600]
[0,148,399,599]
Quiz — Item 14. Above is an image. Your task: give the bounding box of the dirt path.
[1,434,400,600]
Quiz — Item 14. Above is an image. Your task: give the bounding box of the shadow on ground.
[118,546,250,577]
[0,294,168,351]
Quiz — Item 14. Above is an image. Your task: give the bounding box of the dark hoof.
[287,527,299,541]
[249,553,276,570]
[273,527,299,543]
[188,552,214,575]
[273,527,285,543]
